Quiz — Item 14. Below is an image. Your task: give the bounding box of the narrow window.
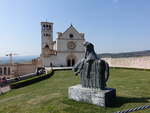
[69,34,74,38]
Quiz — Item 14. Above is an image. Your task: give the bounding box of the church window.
[0,68,2,75]
[67,41,76,49]
[45,45,49,48]
[69,34,74,38]
[8,67,10,75]
[4,67,7,75]
[49,25,51,30]
[42,25,45,30]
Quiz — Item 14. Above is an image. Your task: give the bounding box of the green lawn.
[0,68,150,113]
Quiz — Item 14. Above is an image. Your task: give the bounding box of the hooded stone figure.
[83,42,98,79]
[73,41,109,90]
[84,42,98,61]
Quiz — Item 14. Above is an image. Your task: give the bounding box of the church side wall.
[102,56,150,69]
[41,56,58,67]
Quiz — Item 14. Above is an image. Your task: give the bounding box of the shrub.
[10,70,54,89]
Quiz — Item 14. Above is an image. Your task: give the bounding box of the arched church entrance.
[67,54,76,67]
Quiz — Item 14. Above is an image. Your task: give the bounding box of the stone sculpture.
[73,42,109,90]
[69,41,116,107]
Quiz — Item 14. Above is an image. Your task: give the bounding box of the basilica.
[40,22,86,67]
[0,22,86,78]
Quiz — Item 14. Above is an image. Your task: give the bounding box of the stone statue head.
[83,42,94,53]
[83,41,98,60]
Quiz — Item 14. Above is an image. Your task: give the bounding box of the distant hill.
[1,50,150,64]
[0,55,39,64]
[98,50,150,58]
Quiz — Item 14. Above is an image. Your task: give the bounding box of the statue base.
[68,84,116,107]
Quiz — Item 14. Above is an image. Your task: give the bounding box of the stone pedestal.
[68,84,116,107]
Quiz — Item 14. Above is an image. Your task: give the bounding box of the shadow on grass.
[113,96,150,107]
[61,97,103,113]
[62,96,150,108]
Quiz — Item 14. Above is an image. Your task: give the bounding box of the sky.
[0,0,150,56]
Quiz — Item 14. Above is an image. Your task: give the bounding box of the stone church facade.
[40,22,85,67]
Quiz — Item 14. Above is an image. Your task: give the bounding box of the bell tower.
[41,22,53,55]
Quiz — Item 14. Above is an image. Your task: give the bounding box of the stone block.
[0,85,11,95]
[68,84,116,107]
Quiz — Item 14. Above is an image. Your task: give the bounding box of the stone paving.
[45,67,73,71]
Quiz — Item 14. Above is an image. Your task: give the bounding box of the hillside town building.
[0,59,41,79]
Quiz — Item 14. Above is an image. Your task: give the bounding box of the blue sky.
[0,0,150,56]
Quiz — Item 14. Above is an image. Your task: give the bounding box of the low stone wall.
[102,56,150,69]
[0,62,38,78]
[15,63,37,75]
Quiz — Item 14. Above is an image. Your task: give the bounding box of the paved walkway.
[45,67,73,71]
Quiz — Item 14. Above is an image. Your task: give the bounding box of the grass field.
[0,68,150,113]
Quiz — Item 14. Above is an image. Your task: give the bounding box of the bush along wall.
[10,70,54,89]
[0,82,9,87]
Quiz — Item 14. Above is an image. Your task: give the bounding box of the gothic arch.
[4,67,7,75]
[45,44,49,48]
[8,67,11,75]
[66,54,76,67]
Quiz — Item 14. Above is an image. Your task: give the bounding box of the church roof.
[56,24,85,40]
[63,24,80,35]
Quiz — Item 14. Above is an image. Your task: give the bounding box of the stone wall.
[14,63,37,76]
[102,56,150,69]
